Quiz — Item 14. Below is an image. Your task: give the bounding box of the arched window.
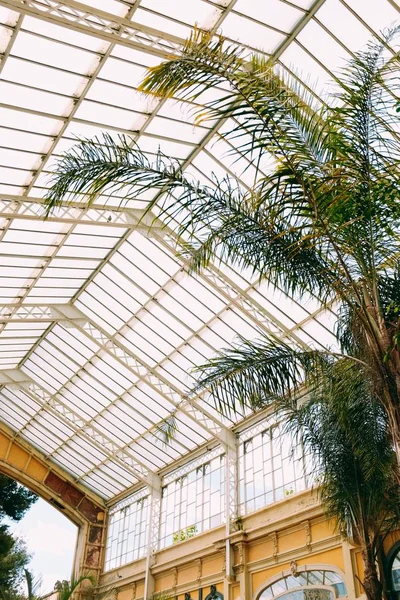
[257,569,347,599]
[391,550,400,595]
[385,542,400,599]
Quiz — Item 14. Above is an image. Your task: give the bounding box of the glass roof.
[0,0,397,502]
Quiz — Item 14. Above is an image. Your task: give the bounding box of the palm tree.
[23,570,42,600]
[45,27,400,464]
[53,573,94,600]
[282,360,400,600]
[0,569,42,600]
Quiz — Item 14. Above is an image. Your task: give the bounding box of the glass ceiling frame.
[0,0,398,502]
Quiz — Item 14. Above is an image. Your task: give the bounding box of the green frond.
[140,31,330,181]
[192,335,343,417]
[45,134,185,213]
[24,569,42,600]
[155,415,178,445]
[45,134,342,300]
[282,360,400,541]
[55,572,94,600]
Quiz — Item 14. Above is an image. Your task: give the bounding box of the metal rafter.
[0,0,398,502]
[10,304,232,452]
[0,196,164,230]
[0,369,152,484]
[22,2,143,196]
[0,0,184,58]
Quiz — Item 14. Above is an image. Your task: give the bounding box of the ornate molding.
[195,558,202,583]
[131,582,136,600]
[172,566,178,589]
[303,520,312,551]
[290,560,298,577]
[272,532,278,560]
[233,539,247,574]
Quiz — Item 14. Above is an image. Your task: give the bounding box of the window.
[159,449,226,549]
[258,569,347,599]
[390,547,400,595]
[104,416,314,570]
[104,488,149,571]
[238,417,311,514]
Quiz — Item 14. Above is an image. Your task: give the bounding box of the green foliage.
[283,362,400,536]
[151,593,173,600]
[23,569,43,600]
[54,573,95,600]
[155,415,178,445]
[281,362,400,598]
[172,524,197,544]
[0,476,37,522]
[0,477,37,599]
[0,534,30,596]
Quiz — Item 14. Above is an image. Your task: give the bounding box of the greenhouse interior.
[1,0,400,599]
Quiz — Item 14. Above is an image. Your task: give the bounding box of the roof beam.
[0,0,184,58]
[8,302,234,447]
[0,196,163,232]
[74,311,235,446]
[0,304,87,325]
[0,369,153,486]
[153,228,309,348]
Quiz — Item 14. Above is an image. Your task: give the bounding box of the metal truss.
[143,476,161,600]
[0,368,152,485]
[2,303,232,442]
[225,441,238,580]
[77,312,233,441]
[0,0,184,58]
[0,196,164,232]
[154,229,310,348]
[0,0,397,508]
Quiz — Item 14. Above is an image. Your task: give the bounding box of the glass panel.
[105,489,150,570]
[392,552,400,590]
[159,451,225,549]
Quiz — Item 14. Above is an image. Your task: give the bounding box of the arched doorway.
[0,428,107,581]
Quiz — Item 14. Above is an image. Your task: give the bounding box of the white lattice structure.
[0,2,398,591]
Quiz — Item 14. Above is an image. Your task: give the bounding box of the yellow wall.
[100,490,355,600]
[0,429,107,582]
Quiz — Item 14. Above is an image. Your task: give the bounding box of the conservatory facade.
[0,0,400,599]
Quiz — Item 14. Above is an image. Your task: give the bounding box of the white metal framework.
[104,413,312,573]
[0,0,398,505]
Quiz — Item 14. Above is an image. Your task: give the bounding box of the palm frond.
[191,335,353,417]
[24,569,42,600]
[55,573,94,600]
[45,134,185,213]
[45,134,341,300]
[282,360,400,540]
[140,29,330,179]
[155,415,178,445]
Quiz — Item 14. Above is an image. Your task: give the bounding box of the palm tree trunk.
[376,539,391,600]
[362,544,383,600]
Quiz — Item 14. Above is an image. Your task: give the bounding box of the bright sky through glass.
[0,0,398,505]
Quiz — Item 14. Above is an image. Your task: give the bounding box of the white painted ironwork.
[0,0,396,503]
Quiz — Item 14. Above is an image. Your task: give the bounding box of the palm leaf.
[191,335,363,417]
[282,360,400,542]
[155,415,178,445]
[55,573,94,600]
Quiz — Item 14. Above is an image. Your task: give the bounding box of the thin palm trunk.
[362,542,383,600]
